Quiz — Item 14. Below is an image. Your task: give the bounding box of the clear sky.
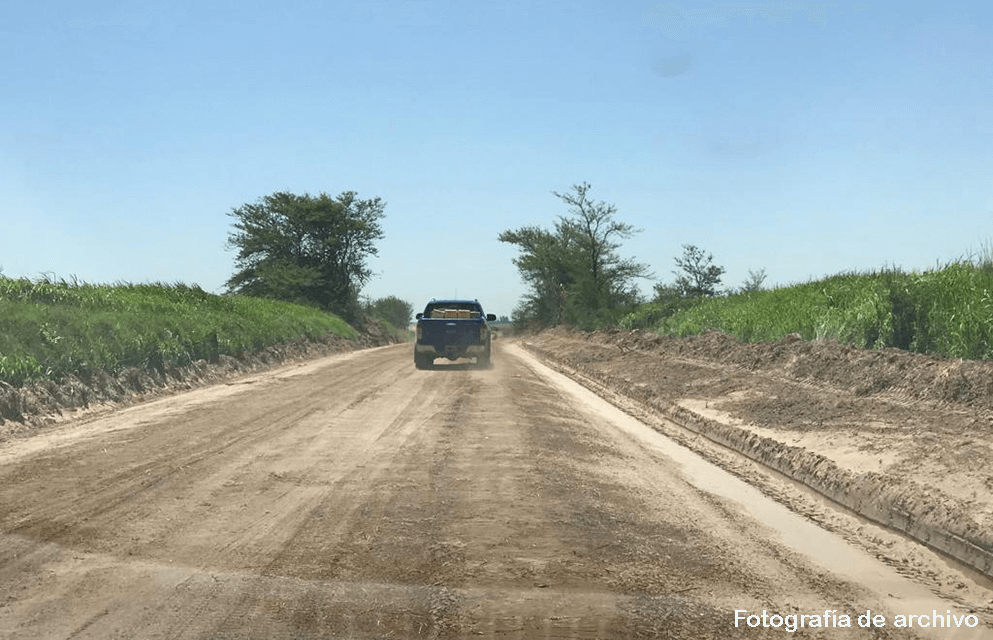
[3,0,991,318]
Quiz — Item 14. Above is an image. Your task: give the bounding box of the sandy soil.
[2,341,983,638]
[522,329,993,582]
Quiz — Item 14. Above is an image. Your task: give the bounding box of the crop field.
[622,262,993,361]
[0,277,355,386]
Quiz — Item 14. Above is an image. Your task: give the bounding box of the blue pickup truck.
[414,299,496,369]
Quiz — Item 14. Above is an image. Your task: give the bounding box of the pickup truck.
[414,299,496,369]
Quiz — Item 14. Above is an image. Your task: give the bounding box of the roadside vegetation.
[362,295,415,341]
[501,184,992,360]
[225,190,386,321]
[620,261,993,361]
[363,295,414,331]
[0,276,356,386]
[0,188,418,388]
[500,183,651,329]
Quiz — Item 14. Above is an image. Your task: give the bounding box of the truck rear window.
[425,303,482,319]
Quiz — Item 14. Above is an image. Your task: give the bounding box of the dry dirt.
[522,329,993,581]
[0,339,991,638]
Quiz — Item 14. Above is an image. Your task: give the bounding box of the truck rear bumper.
[415,344,488,359]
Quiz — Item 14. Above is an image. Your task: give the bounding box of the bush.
[365,295,414,329]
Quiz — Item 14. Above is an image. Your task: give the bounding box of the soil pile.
[523,327,993,577]
[0,328,404,440]
[552,327,993,413]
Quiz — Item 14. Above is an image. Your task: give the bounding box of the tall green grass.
[620,262,993,360]
[0,276,356,386]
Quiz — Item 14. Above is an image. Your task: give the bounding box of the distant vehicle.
[414,299,496,369]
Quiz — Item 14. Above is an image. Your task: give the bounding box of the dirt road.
[0,342,987,638]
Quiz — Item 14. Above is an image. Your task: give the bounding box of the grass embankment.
[621,263,993,360]
[0,277,357,386]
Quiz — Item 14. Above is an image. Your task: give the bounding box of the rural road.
[0,342,985,639]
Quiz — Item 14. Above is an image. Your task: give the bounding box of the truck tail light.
[480,324,487,341]
[416,324,422,340]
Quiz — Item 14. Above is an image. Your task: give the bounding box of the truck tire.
[414,354,433,370]
[477,344,492,368]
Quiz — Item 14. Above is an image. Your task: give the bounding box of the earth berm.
[0,319,403,442]
[522,327,993,581]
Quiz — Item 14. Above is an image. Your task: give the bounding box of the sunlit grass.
[0,276,356,386]
[620,260,993,360]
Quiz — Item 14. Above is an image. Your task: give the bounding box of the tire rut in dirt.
[0,363,400,554]
[202,372,479,638]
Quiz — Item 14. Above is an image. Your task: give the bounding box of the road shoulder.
[520,329,993,590]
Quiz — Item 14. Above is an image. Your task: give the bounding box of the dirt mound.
[522,327,993,578]
[0,330,403,440]
[558,327,993,415]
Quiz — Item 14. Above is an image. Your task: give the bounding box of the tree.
[366,295,414,329]
[662,244,725,299]
[499,225,575,327]
[740,267,767,293]
[500,183,650,329]
[225,191,385,319]
[553,183,651,320]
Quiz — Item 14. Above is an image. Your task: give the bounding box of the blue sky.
[2,1,991,318]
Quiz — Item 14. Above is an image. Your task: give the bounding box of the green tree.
[740,267,767,293]
[662,244,725,299]
[500,183,650,329]
[225,191,385,319]
[367,295,414,329]
[499,225,575,327]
